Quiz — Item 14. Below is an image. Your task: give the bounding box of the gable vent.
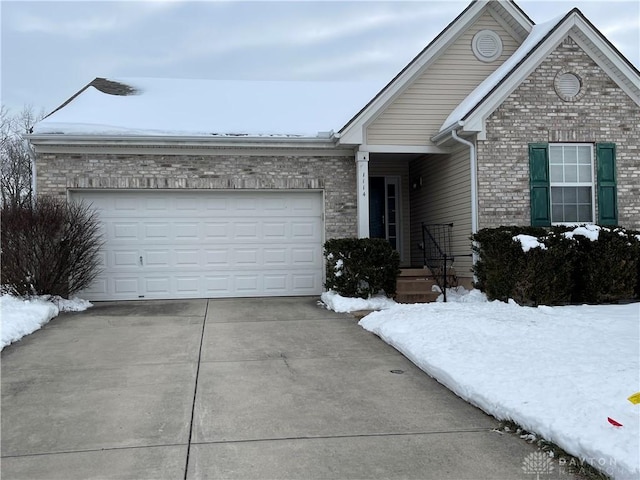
[555,71,584,101]
[472,30,502,62]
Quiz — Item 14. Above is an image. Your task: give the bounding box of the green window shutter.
[529,143,551,227]
[596,143,618,226]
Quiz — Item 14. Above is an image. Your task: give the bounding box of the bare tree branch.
[1,105,45,208]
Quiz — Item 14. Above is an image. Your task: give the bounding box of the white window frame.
[549,143,596,225]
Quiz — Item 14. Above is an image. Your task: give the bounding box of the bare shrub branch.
[1,196,104,297]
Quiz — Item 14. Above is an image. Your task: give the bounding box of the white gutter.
[451,129,478,236]
[26,133,339,149]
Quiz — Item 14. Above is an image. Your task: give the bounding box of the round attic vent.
[555,72,583,101]
[472,30,502,62]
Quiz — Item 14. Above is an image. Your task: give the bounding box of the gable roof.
[32,77,384,139]
[435,8,640,141]
[337,0,534,145]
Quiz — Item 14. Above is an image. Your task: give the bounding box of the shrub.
[1,196,104,297]
[324,238,400,299]
[472,225,640,306]
[570,227,639,303]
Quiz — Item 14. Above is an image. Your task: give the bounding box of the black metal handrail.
[421,223,456,302]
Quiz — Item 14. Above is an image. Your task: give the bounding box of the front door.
[369,176,400,250]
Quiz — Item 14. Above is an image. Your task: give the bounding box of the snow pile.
[320,290,396,313]
[1,295,92,350]
[359,290,640,480]
[513,234,548,252]
[435,286,487,303]
[563,224,601,241]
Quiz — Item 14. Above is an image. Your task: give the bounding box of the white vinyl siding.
[72,190,324,301]
[367,12,522,146]
[409,147,473,277]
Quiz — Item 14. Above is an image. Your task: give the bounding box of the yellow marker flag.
[628,392,640,405]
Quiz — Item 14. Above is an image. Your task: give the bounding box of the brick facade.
[35,149,358,240]
[477,37,640,229]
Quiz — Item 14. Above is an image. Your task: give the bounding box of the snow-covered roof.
[33,77,385,138]
[439,14,565,133]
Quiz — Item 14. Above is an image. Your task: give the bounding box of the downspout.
[450,130,479,267]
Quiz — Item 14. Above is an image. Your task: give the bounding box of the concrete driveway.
[2,297,572,479]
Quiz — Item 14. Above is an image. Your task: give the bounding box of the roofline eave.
[26,133,341,150]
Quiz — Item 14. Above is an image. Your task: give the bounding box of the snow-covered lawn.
[322,289,640,480]
[0,294,91,350]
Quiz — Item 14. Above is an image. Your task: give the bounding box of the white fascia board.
[488,2,533,43]
[26,134,350,157]
[339,1,490,142]
[27,134,338,149]
[360,144,450,154]
[570,24,640,106]
[431,122,463,145]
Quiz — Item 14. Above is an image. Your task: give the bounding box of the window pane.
[564,146,577,164]
[550,165,564,182]
[551,187,563,203]
[551,204,564,222]
[387,184,395,196]
[549,146,563,164]
[564,165,577,182]
[564,205,578,222]
[578,165,591,182]
[577,187,591,203]
[578,205,592,222]
[578,146,591,164]
[564,187,577,203]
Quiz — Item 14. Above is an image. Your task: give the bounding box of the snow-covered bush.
[472,226,575,305]
[1,196,104,297]
[472,225,640,305]
[324,238,400,299]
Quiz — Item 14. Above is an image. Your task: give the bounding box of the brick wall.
[477,37,640,229]
[35,150,358,240]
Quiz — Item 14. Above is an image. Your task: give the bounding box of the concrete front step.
[395,292,441,304]
[395,267,455,304]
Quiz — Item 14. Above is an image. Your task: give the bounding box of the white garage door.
[72,190,324,301]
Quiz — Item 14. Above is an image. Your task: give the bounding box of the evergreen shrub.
[472,225,639,306]
[324,238,400,299]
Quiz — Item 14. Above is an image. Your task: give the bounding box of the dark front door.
[369,176,399,250]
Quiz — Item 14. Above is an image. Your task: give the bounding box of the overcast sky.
[1,0,638,115]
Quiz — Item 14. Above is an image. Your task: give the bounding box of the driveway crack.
[183,300,208,479]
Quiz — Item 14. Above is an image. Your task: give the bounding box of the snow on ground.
[320,290,397,313]
[0,295,91,350]
[322,288,640,479]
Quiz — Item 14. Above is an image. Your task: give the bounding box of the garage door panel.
[204,223,230,240]
[72,190,323,300]
[204,249,230,267]
[175,277,200,294]
[264,248,287,265]
[112,250,140,268]
[113,223,139,241]
[175,223,200,239]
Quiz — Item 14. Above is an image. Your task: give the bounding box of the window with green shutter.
[528,142,618,226]
[596,143,618,225]
[529,143,551,227]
